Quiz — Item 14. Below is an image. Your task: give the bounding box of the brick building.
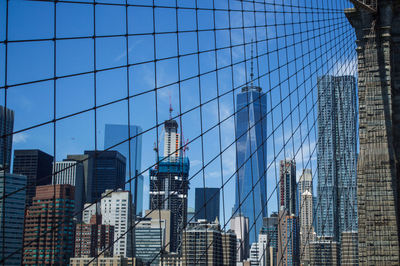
[23,184,75,265]
[74,214,114,257]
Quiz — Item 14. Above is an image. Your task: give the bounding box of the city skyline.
[0,0,377,265]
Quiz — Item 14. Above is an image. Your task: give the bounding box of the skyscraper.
[149,118,189,252]
[53,160,85,220]
[84,150,126,202]
[194,187,220,222]
[67,154,92,203]
[0,172,26,265]
[0,106,14,171]
[317,75,357,240]
[12,149,53,206]
[279,159,296,216]
[23,185,75,265]
[101,189,133,257]
[262,214,278,266]
[234,76,267,245]
[104,124,143,216]
[298,169,312,195]
[230,214,249,261]
[277,208,300,266]
[298,169,315,265]
[300,190,315,265]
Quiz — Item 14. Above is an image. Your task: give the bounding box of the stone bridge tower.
[346,0,400,264]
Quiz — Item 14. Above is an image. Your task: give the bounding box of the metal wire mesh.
[0,0,361,265]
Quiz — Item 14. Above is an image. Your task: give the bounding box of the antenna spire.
[169,93,173,119]
[250,39,254,86]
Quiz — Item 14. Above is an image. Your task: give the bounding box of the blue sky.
[1,0,356,231]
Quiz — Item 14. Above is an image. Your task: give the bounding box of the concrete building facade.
[101,189,133,258]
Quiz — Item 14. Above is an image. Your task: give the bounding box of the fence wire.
[0,0,359,265]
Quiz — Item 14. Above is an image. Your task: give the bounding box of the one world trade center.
[234,63,268,246]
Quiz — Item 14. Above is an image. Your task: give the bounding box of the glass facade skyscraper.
[84,150,126,203]
[0,171,26,265]
[195,187,220,222]
[12,149,53,206]
[0,106,14,172]
[234,83,267,245]
[317,75,358,240]
[104,124,143,216]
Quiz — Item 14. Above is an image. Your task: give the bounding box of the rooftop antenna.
[169,92,173,119]
[250,39,254,86]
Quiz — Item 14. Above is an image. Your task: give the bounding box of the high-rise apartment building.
[182,219,236,266]
[317,75,357,240]
[104,124,143,216]
[277,208,299,266]
[195,187,220,222]
[279,159,297,216]
[12,149,53,206]
[0,106,14,171]
[0,172,26,265]
[101,189,133,257]
[149,118,189,253]
[230,214,249,261]
[53,160,85,219]
[23,184,75,265]
[135,217,166,265]
[234,80,267,245]
[84,150,126,202]
[82,202,100,224]
[74,214,114,258]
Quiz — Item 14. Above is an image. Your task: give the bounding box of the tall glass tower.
[0,106,14,172]
[317,75,357,241]
[234,78,267,245]
[104,124,143,216]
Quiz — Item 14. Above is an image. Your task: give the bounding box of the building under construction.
[149,118,190,253]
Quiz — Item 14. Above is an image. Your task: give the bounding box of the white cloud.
[331,57,358,76]
[13,132,28,144]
